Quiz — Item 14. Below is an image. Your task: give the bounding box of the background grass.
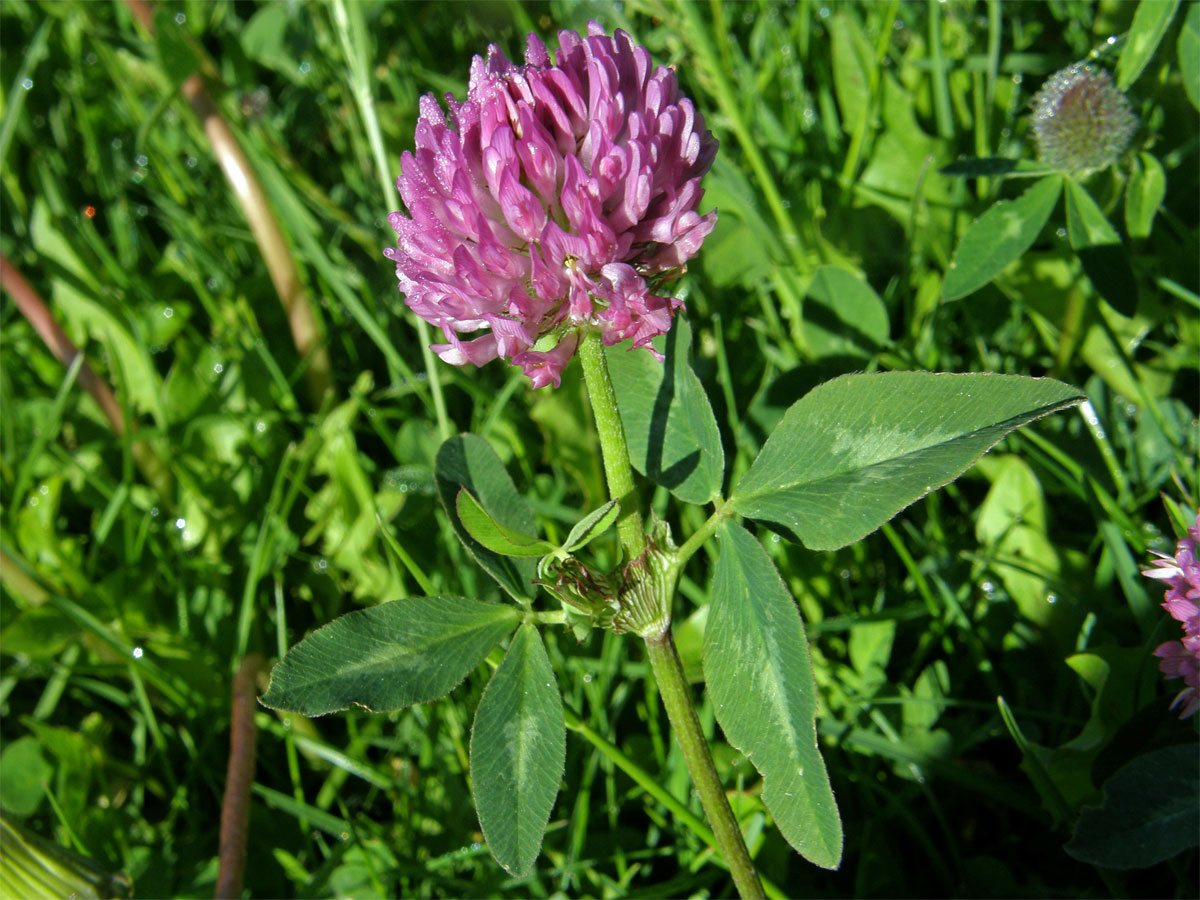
[1,0,1197,897]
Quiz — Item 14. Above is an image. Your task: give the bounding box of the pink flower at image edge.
[385,22,718,388]
[1144,512,1200,719]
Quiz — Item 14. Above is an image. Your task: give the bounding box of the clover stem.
[673,504,732,571]
[644,631,766,900]
[578,329,764,899]
[577,329,646,561]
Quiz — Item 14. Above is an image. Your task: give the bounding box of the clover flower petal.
[386,23,717,388]
[1145,512,1200,718]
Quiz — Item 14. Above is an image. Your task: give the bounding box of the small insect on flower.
[1144,512,1200,719]
[385,23,718,388]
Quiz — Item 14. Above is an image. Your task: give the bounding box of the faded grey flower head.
[1030,64,1137,176]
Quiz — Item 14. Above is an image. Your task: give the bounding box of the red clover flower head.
[1144,512,1200,719]
[386,23,718,388]
[1030,64,1137,176]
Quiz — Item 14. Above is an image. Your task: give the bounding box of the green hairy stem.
[578,328,765,900]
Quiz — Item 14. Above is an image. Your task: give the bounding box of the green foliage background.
[1,0,1196,897]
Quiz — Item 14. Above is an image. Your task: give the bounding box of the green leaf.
[260,596,520,715]
[154,7,198,87]
[455,489,554,559]
[940,158,1060,179]
[1116,0,1181,90]
[0,737,52,816]
[1063,178,1120,248]
[31,201,165,423]
[0,606,80,658]
[701,215,774,288]
[528,363,605,504]
[1064,177,1138,316]
[943,176,1061,300]
[1125,152,1167,239]
[562,499,621,554]
[607,318,725,505]
[849,620,895,682]
[471,625,565,876]
[1066,744,1199,868]
[975,455,1063,627]
[1179,2,1200,110]
[801,266,890,360]
[704,520,842,869]
[905,662,951,733]
[728,372,1085,550]
[240,4,306,83]
[829,12,872,136]
[858,73,957,212]
[436,435,538,602]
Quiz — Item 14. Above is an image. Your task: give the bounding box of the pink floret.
[385,23,717,387]
[1144,512,1200,719]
